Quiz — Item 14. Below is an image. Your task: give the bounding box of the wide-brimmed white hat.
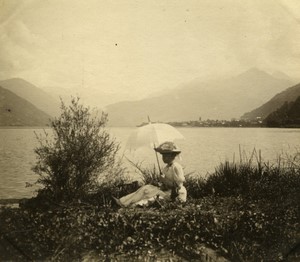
[154,141,181,154]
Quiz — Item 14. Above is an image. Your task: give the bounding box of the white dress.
[119,161,187,207]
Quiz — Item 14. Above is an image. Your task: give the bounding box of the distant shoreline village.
[137,118,264,128]
[138,115,300,128]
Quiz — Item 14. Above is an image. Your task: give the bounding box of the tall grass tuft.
[186,149,300,202]
[125,157,161,187]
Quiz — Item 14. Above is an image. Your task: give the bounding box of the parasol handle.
[153,143,162,174]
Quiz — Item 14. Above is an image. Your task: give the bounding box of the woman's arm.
[173,163,187,202]
[173,163,185,186]
[159,173,169,188]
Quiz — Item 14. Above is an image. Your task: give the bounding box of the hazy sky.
[0,0,300,106]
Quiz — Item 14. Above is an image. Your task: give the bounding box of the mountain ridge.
[105,68,294,126]
[241,83,300,120]
[0,78,60,117]
[1,68,296,127]
[0,86,51,126]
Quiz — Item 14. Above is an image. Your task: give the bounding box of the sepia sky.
[0,0,300,105]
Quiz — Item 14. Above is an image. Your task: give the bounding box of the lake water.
[0,127,299,199]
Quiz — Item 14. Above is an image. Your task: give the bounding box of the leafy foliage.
[264,96,300,127]
[1,194,299,261]
[32,97,120,201]
[1,144,300,261]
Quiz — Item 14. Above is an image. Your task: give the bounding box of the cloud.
[0,0,26,28]
[279,0,300,22]
[0,15,80,87]
[0,0,299,103]
[0,20,46,80]
[214,1,300,77]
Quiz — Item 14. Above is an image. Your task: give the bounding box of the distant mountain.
[43,85,141,109]
[105,68,294,126]
[241,83,300,120]
[264,96,300,127]
[0,86,51,126]
[0,78,60,117]
[271,71,294,81]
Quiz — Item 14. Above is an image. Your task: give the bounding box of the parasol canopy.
[126,122,184,150]
[126,122,185,173]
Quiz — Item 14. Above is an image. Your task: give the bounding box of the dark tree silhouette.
[32,97,120,201]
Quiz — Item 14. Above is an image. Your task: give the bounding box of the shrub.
[185,175,208,199]
[32,97,120,202]
[204,162,254,197]
[201,159,300,201]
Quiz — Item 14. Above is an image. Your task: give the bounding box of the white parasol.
[126,121,185,173]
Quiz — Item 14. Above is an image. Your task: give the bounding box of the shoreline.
[0,198,27,208]
[0,126,49,129]
[0,199,23,204]
[1,125,300,129]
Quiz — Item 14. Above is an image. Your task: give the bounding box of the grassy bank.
[0,156,299,261]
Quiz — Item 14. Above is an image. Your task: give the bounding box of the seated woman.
[113,141,187,207]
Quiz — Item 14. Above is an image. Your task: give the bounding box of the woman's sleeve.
[173,163,185,185]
